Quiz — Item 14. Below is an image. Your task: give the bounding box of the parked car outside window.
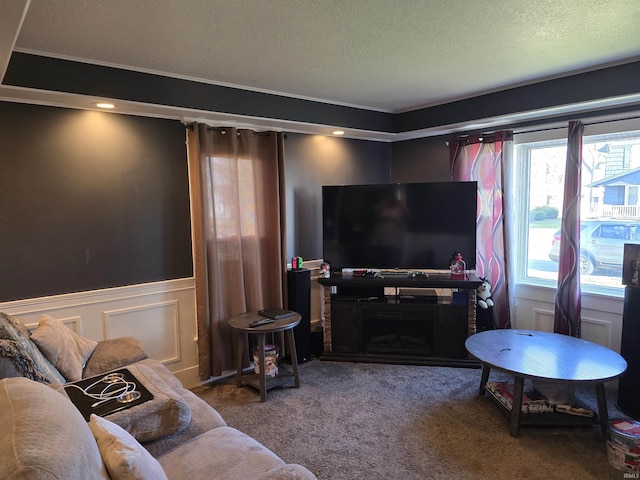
[548,219,640,275]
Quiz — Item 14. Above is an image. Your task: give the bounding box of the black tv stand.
[318,273,483,368]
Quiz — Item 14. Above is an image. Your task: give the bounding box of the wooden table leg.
[509,376,525,437]
[286,329,300,388]
[258,333,267,402]
[479,365,490,396]
[595,382,609,436]
[235,331,244,388]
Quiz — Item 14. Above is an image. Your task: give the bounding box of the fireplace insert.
[362,304,435,356]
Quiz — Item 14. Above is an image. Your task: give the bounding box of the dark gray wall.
[13,95,618,300]
[0,102,192,301]
[6,52,639,136]
[284,133,391,261]
[390,135,451,183]
[0,102,394,301]
[4,53,392,134]
[394,61,640,133]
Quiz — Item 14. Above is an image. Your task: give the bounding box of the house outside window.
[513,118,640,297]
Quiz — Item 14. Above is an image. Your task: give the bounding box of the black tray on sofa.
[63,368,154,421]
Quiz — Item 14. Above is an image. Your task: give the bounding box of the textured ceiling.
[3,0,640,113]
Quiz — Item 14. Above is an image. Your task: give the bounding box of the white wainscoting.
[23,315,82,335]
[532,307,555,332]
[0,278,200,388]
[513,283,624,353]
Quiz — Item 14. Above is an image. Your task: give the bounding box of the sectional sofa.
[0,312,317,479]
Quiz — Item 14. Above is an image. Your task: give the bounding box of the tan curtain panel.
[187,124,287,380]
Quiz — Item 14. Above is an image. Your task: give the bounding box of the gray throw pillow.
[31,314,98,382]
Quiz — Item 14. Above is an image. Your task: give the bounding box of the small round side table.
[229,311,301,402]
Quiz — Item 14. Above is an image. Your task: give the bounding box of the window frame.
[511,116,640,299]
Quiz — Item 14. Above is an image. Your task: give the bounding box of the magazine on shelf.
[485,381,555,414]
[484,382,595,417]
[555,404,596,418]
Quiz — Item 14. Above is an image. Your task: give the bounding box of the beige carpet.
[193,359,628,480]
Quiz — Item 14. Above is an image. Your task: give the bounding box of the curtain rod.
[512,113,640,136]
[189,124,272,136]
[184,114,640,138]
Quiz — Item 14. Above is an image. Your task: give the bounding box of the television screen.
[322,181,477,271]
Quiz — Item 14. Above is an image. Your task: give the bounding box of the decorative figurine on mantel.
[449,252,466,280]
[320,262,330,278]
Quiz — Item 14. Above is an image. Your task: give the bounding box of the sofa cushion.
[84,336,148,378]
[134,359,220,420]
[31,314,97,381]
[89,414,168,480]
[0,377,109,480]
[0,312,66,384]
[135,359,228,459]
[158,426,286,480]
[105,363,191,442]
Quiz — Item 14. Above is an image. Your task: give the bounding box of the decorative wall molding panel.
[532,308,554,332]
[103,301,181,364]
[581,316,612,348]
[0,278,199,387]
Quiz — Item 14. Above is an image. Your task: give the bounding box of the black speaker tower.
[287,268,311,364]
[618,286,640,420]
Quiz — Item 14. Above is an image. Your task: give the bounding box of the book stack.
[485,381,596,417]
[555,404,596,418]
[485,381,555,414]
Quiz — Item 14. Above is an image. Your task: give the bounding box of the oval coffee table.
[465,329,627,437]
[229,311,301,402]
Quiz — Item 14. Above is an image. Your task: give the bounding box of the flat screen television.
[322,181,477,271]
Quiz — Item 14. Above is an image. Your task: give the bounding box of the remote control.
[249,318,275,327]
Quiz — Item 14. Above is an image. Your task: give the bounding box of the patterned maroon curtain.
[450,131,513,329]
[554,121,584,337]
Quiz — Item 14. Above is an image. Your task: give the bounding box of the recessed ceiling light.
[95,102,115,109]
[333,130,345,136]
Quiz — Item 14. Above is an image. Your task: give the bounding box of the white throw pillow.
[31,314,97,381]
[89,414,168,480]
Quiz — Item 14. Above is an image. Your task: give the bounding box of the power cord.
[62,372,139,406]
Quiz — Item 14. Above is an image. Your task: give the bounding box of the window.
[210,156,257,238]
[513,117,640,296]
